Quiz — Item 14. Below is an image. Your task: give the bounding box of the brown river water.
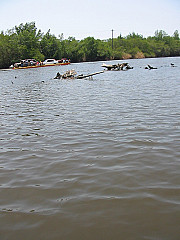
[0,57,180,240]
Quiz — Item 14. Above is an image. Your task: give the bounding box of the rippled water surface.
[0,57,180,240]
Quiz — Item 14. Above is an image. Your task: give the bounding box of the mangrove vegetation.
[0,22,180,69]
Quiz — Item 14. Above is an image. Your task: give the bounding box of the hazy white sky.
[0,0,180,39]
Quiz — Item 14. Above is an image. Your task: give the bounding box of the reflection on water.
[0,57,180,240]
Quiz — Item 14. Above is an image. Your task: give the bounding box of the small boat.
[10,58,70,69]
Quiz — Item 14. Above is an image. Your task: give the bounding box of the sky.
[0,0,180,40]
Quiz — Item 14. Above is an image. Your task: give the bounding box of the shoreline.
[1,56,179,70]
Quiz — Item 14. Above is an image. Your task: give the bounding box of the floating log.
[54,72,61,79]
[102,62,133,71]
[76,71,104,79]
[146,64,157,69]
[126,64,133,69]
[54,70,104,80]
[102,63,119,70]
[62,69,77,79]
[54,69,77,79]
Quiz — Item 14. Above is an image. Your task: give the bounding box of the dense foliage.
[0,22,180,68]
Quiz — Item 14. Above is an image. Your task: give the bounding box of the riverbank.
[1,22,180,69]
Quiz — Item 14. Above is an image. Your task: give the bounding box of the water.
[0,57,180,240]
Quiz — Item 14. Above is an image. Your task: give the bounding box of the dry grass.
[122,53,132,59]
[134,51,145,59]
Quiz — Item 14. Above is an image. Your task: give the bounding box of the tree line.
[0,22,180,69]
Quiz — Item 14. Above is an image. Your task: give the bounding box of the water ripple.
[0,57,180,239]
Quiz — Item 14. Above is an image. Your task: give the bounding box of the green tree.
[12,22,44,60]
[40,30,61,59]
[0,32,11,68]
[173,30,179,40]
[63,37,79,62]
[154,30,168,41]
[97,39,111,60]
[78,37,98,61]
[0,22,180,69]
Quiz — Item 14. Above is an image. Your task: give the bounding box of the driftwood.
[54,72,61,79]
[145,64,157,70]
[54,62,176,80]
[54,70,104,80]
[62,69,77,78]
[76,71,104,79]
[54,69,77,79]
[102,62,133,71]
